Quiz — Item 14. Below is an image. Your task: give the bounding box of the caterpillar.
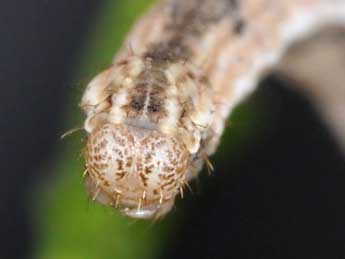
[80,0,345,219]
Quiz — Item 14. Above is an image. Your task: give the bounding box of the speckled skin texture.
[85,123,189,218]
[81,0,345,219]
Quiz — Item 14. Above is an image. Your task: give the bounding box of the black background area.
[161,77,345,259]
[0,1,101,258]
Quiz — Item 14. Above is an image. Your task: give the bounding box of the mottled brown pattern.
[84,123,189,218]
[143,0,241,62]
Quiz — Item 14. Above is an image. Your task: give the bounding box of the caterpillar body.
[80,0,345,219]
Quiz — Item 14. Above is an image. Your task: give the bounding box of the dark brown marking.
[147,96,163,113]
[145,167,152,175]
[117,59,129,66]
[187,71,196,80]
[117,159,123,171]
[145,41,191,62]
[126,157,132,168]
[116,172,125,180]
[122,83,147,116]
[130,99,145,111]
[233,18,246,34]
[139,173,149,187]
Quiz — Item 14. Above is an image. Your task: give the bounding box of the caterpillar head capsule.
[85,123,189,219]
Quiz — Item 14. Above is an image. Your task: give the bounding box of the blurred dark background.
[0,1,101,258]
[1,0,344,259]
